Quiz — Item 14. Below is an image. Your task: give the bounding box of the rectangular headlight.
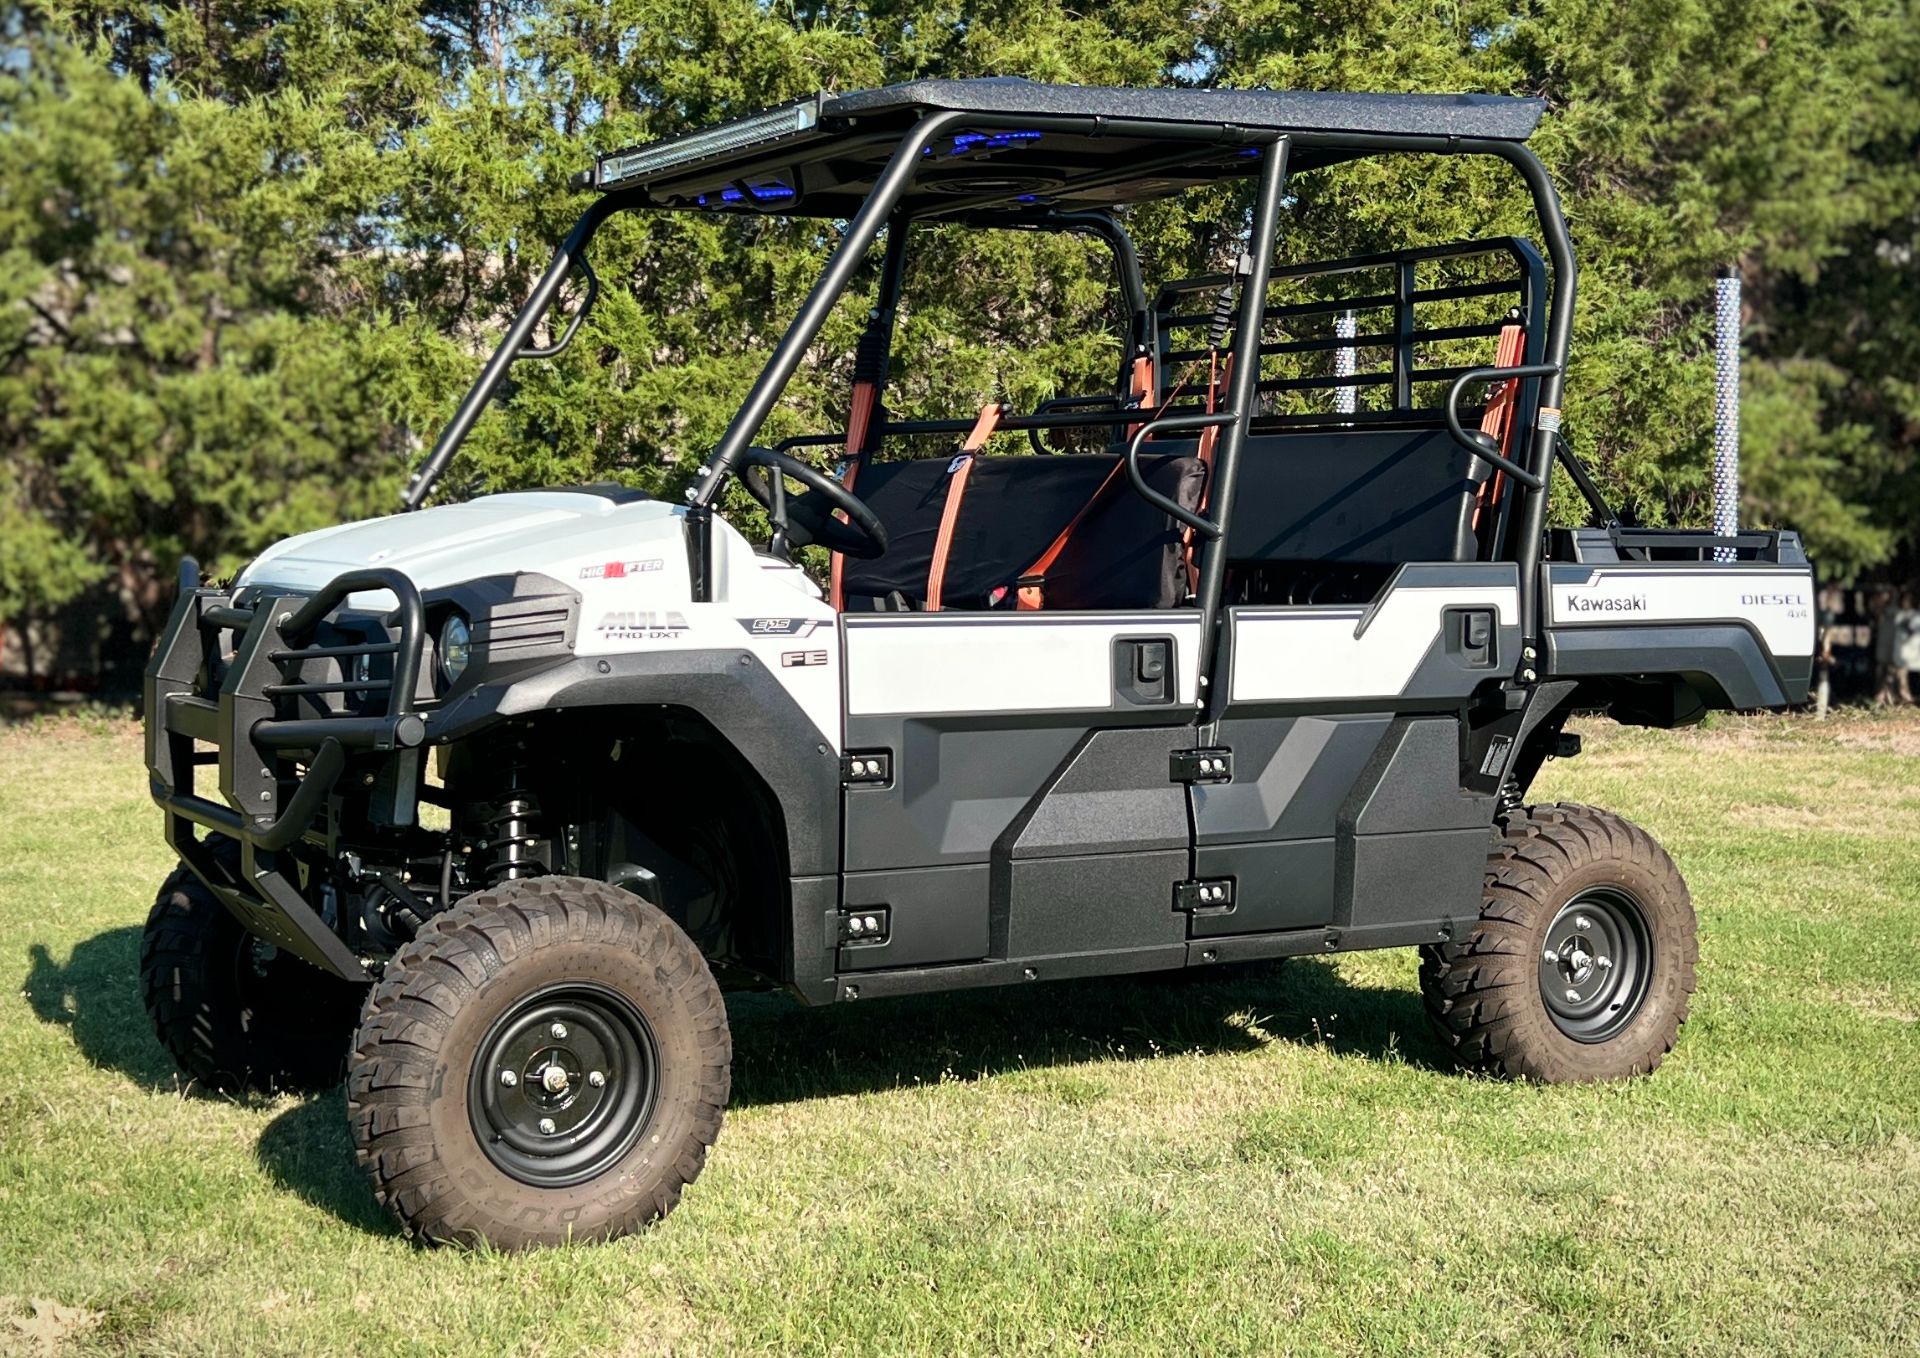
[596,97,823,189]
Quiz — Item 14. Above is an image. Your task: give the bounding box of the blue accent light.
[929,129,1045,157]
[696,180,797,207]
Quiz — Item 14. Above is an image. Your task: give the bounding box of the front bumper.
[144,567,432,979]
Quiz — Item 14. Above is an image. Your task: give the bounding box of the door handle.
[1446,607,1498,669]
[1115,636,1176,705]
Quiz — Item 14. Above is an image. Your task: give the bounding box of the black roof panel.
[593,79,1547,218]
[822,79,1545,142]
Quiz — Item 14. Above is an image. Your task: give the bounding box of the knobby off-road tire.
[140,845,365,1094]
[1420,803,1698,1083]
[347,876,731,1249]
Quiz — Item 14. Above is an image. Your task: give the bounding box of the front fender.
[425,649,842,877]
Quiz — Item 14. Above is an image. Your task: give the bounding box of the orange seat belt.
[925,402,1004,612]
[1013,460,1127,610]
[1472,321,1527,531]
[1012,359,1207,611]
[1179,350,1233,596]
[1195,350,1231,473]
[1124,354,1156,440]
[829,379,881,611]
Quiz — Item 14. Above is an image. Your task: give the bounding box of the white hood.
[237,491,689,597]
[234,485,839,744]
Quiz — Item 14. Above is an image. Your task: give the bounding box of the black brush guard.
[145,565,430,979]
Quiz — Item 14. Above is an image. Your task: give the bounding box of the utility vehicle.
[140,80,1815,1249]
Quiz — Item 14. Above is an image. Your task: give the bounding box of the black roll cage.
[400,107,1595,687]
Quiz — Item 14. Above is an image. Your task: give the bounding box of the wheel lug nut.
[498,1070,517,1087]
[587,1070,606,1088]
[550,1022,568,1040]
[1542,948,1559,964]
[1565,987,1581,1002]
[538,1117,556,1135]
[1575,916,1592,931]
[1596,956,1613,969]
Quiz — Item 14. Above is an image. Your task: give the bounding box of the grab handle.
[1442,363,1562,488]
[1123,411,1235,539]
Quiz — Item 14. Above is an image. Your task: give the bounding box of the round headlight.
[439,614,472,685]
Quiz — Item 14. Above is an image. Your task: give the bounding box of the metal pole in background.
[1713,266,1742,562]
[1333,309,1357,418]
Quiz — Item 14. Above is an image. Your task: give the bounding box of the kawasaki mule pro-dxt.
[141,80,1815,1248]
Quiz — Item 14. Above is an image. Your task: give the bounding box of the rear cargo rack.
[1548,526,1809,566]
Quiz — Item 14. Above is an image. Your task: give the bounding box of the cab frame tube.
[1196,135,1291,716]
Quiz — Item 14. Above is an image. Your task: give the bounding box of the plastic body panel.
[1542,558,1816,710]
[839,616,1201,973]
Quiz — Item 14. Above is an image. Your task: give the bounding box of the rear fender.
[1543,558,1815,714]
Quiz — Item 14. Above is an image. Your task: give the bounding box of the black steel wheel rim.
[1538,887,1653,1043]
[468,982,660,1188]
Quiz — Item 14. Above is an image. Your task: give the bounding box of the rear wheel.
[140,843,364,1094]
[1420,803,1697,1083]
[347,876,730,1248]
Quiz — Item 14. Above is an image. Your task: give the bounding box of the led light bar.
[595,96,825,189]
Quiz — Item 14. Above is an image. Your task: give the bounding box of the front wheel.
[347,877,730,1248]
[140,846,364,1094]
[1420,803,1698,1083]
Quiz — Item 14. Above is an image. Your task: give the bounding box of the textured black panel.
[1008,727,1192,859]
[1191,714,1391,844]
[842,715,1088,871]
[1341,827,1488,930]
[833,945,1187,1000]
[1544,623,1796,709]
[824,80,1546,142]
[840,864,991,971]
[788,873,839,1004]
[1005,851,1189,957]
[1347,717,1496,834]
[1190,837,1335,937]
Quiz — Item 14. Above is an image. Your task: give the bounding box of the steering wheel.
[737,446,889,560]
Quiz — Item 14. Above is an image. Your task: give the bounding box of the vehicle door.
[833,223,1200,982]
[839,610,1203,978]
[1182,242,1541,949]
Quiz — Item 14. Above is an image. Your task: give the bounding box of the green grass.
[3,712,1919,1356]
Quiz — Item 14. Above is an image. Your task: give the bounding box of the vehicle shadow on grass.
[21,925,400,1235]
[723,957,1456,1108]
[25,926,1455,1237]
[22,928,182,1092]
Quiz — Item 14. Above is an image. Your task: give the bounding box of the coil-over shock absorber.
[466,743,549,884]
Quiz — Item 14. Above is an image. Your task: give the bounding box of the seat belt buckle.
[1014,574,1046,611]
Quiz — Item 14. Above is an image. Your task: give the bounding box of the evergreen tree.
[2,0,1914,651]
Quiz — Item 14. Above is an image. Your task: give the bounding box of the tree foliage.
[2,0,1914,637]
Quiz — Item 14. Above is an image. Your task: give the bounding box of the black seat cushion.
[842,452,1205,610]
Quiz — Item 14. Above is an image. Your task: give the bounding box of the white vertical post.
[1712,268,1741,562]
[1333,309,1356,419]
